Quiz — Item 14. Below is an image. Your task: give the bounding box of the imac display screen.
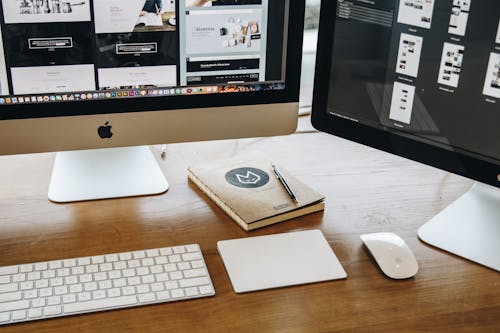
[322,0,500,164]
[0,0,291,114]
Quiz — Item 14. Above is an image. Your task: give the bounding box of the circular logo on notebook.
[225,167,270,188]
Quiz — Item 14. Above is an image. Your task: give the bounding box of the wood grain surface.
[0,125,498,332]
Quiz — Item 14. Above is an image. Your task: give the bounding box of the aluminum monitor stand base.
[418,183,500,272]
[48,146,169,203]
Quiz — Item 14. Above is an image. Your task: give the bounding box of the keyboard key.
[199,285,214,295]
[107,288,121,298]
[168,255,181,263]
[165,281,178,290]
[0,300,30,312]
[113,279,126,288]
[128,260,141,269]
[108,271,121,279]
[78,292,91,302]
[12,274,25,283]
[184,269,208,278]
[170,289,185,298]
[0,292,22,302]
[72,267,84,275]
[34,262,48,271]
[99,263,113,272]
[191,260,204,269]
[32,298,45,307]
[19,264,33,273]
[12,310,26,320]
[179,277,210,288]
[155,273,169,282]
[132,251,146,259]
[27,271,41,281]
[170,271,183,280]
[49,261,62,270]
[177,262,191,271]
[156,291,170,300]
[44,306,62,316]
[63,259,77,268]
[47,296,61,306]
[50,278,63,287]
[86,265,98,274]
[182,252,202,261]
[173,246,186,254]
[69,284,83,294]
[123,269,135,278]
[24,290,38,299]
[146,249,159,257]
[141,258,154,267]
[159,248,172,256]
[57,268,70,277]
[92,290,106,300]
[84,282,98,292]
[136,285,150,294]
[64,296,137,314]
[119,253,132,261]
[42,270,56,279]
[64,276,78,285]
[186,244,200,252]
[79,274,92,283]
[141,275,155,284]
[98,281,112,290]
[0,276,10,284]
[122,287,135,296]
[35,279,49,289]
[54,286,68,295]
[77,258,91,266]
[150,283,164,292]
[63,294,77,304]
[114,262,127,270]
[91,256,105,264]
[127,277,140,286]
[105,254,118,262]
[20,281,34,291]
[164,264,177,272]
[0,312,9,322]
[185,287,199,297]
[0,283,18,293]
[94,272,107,281]
[155,257,168,265]
[138,293,156,303]
[39,288,53,297]
[28,308,42,318]
[0,266,18,276]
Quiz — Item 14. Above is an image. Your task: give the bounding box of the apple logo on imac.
[98,122,113,139]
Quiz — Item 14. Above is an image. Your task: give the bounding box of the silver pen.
[271,163,299,204]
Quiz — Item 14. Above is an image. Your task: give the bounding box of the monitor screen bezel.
[311,0,500,189]
[0,0,304,121]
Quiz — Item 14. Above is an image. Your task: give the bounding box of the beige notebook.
[188,151,325,231]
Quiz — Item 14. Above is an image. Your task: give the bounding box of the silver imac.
[0,0,305,202]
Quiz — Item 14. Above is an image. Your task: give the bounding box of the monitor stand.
[48,146,169,203]
[418,182,500,272]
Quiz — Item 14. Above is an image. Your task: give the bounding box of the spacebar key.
[64,296,138,314]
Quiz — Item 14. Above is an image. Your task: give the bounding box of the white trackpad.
[217,230,347,293]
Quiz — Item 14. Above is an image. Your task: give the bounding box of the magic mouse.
[360,232,418,279]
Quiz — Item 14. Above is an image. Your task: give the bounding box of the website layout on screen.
[0,0,288,105]
[326,0,500,162]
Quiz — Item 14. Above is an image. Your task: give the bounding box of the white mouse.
[360,232,418,279]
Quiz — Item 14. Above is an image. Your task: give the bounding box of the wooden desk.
[0,127,499,332]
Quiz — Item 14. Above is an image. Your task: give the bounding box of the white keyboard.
[0,244,215,325]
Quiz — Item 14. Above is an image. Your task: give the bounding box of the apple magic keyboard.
[0,244,215,325]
